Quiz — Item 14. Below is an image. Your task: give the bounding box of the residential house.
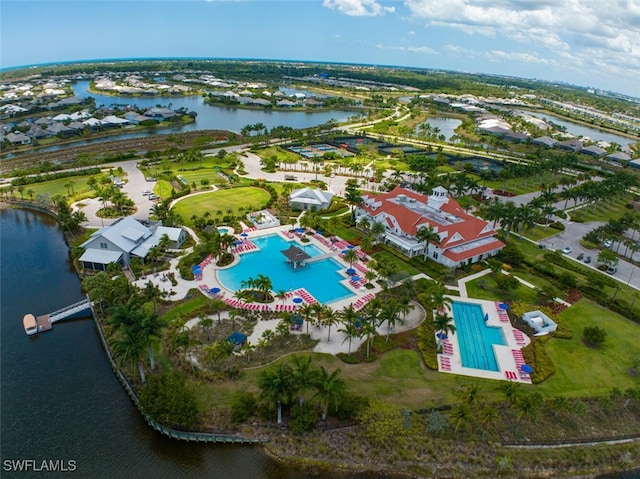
[5,132,31,145]
[356,186,505,267]
[79,217,186,271]
[532,136,558,148]
[580,145,606,157]
[557,138,583,152]
[143,107,176,120]
[289,187,334,211]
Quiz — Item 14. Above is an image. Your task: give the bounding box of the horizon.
[2,56,637,101]
[1,1,638,98]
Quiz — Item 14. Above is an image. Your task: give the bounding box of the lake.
[523,110,638,148]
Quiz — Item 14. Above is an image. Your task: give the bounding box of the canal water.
[7,82,360,156]
[522,110,638,149]
[0,208,378,478]
[71,80,359,134]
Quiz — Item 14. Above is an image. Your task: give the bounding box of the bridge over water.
[28,298,93,334]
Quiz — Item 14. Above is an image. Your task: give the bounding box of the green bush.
[522,336,555,384]
[549,221,565,231]
[230,392,257,424]
[416,316,438,370]
[583,326,607,347]
[331,393,369,421]
[289,403,318,432]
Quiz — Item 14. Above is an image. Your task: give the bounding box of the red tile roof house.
[356,186,505,267]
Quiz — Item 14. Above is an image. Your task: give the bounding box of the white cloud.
[405,0,640,92]
[323,0,395,16]
[376,43,437,54]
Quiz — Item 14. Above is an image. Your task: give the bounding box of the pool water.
[217,234,355,304]
[452,302,506,371]
[218,227,232,234]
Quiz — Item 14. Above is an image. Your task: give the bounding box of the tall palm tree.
[298,303,315,335]
[112,325,148,383]
[313,366,346,421]
[380,300,402,343]
[370,220,386,245]
[258,364,293,424]
[499,201,519,242]
[416,224,439,261]
[338,304,360,356]
[342,248,358,269]
[357,216,371,235]
[427,280,453,313]
[291,355,317,407]
[433,311,456,346]
[321,306,338,342]
[139,307,166,371]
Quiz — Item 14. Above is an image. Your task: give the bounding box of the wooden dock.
[36,314,53,333]
[25,298,92,335]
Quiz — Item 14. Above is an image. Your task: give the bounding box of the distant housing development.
[356,186,505,267]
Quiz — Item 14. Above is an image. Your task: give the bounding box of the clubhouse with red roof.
[356,186,505,267]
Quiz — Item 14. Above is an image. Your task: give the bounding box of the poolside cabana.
[226,331,248,350]
[522,310,557,335]
[281,245,311,269]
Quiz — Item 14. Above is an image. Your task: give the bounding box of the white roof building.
[289,187,334,211]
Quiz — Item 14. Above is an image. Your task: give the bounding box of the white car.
[562,247,572,254]
[604,240,613,248]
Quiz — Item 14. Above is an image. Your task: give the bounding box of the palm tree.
[322,306,338,342]
[427,281,453,313]
[291,355,317,407]
[258,363,293,424]
[342,248,358,269]
[139,307,166,371]
[433,311,456,347]
[380,300,401,343]
[416,224,439,261]
[338,304,360,356]
[357,216,371,235]
[298,303,315,335]
[499,201,519,242]
[370,221,386,244]
[112,325,148,383]
[313,366,346,421]
[275,290,288,307]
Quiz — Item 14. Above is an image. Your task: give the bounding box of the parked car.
[562,246,572,254]
[604,240,613,248]
[146,177,156,182]
[142,190,153,196]
[577,253,584,260]
[584,256,592,264]
[606,266,618,275]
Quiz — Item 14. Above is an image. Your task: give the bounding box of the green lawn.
[569,194,634,223]
[171,186,271,226]
[465,272,542,304]
[536,299,640,397]
[197,349,506,411]
[19,174,97,200]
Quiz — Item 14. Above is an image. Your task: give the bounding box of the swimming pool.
[452,302,506,371]
[217,234,355,304]
[218,227,232,234]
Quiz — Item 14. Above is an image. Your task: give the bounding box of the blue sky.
[1,0,638,97]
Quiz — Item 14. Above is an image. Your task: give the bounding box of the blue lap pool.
[452,301,506,371]
[217,234,355,304]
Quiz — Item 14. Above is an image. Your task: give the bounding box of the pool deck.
[134,224,383,314]
[437,297,532,384]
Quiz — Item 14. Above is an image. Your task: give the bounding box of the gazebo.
[281,245,311,269]
[226,331,248,349]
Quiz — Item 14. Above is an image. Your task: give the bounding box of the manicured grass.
[520,226,562,242]
[201,349,506,411]
[154,179,174,197]
[370,249,421,277]
[569,194,634,223]
[171,186,271,227]
[21,174,96,199]
[536,298,640,396]
[465,272,542,304]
